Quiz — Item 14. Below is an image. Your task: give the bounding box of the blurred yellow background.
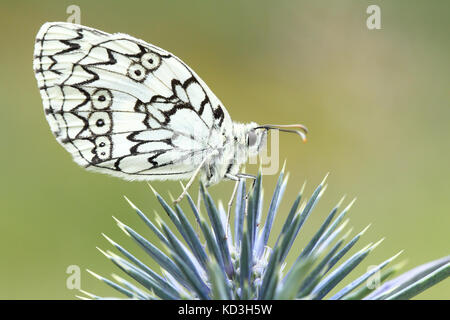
[0,0,448,299]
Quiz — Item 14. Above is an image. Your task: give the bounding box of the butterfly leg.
[236,172,257,200]
[236,173,257,221]
[225,174,241,239]
[174,152,215,204]
[236,173,257,180]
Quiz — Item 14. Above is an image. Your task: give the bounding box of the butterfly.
[33,22,307,202]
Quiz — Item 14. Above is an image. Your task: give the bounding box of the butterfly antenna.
[254,124,308,143]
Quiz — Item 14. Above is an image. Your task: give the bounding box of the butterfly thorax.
[201,122,267,186]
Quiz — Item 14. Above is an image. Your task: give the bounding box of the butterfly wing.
[34,22,233,180]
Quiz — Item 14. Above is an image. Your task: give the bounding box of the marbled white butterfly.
[33,22,307,202]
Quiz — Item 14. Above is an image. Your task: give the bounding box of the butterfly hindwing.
[34,22,232,180]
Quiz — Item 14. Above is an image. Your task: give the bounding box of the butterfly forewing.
[34,22,232,180]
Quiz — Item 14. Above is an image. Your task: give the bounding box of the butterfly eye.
[128,63,147,82]
[141,52,161,71]
[247,131,258,147]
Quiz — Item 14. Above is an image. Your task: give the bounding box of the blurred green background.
[0,0,448,299]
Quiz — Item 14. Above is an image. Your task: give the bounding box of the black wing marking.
[34,22,233,180]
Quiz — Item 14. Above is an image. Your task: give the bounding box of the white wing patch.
[34,22,232,180]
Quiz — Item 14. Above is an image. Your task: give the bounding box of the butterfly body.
[203,121,267,186]
[34,22,271,187]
